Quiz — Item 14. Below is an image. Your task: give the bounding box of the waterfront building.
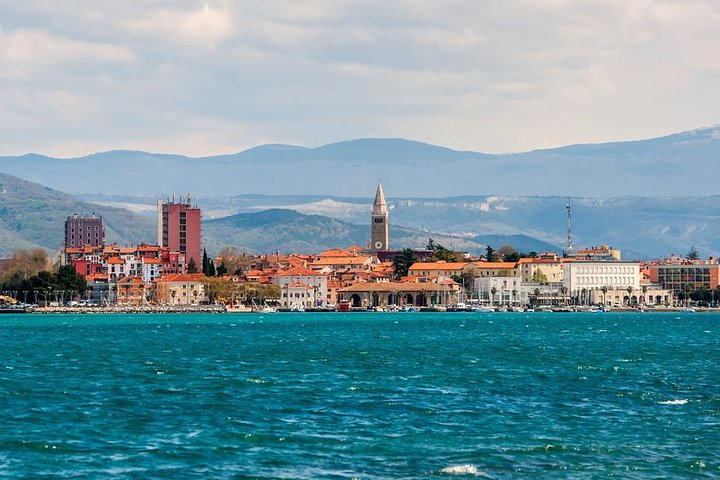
[116,276,146,306]
[563,261,641,305]
[517,254,566,284]
[65,214,104,248]
[157,195,202,270]
[370,183,389,252]
[338,280,460,308]
[155,273,206,305]
[644,259,720,296]
[474,275,524,305]
[586,285,673,306]
[284,282,316,309]
[273,266,328,308]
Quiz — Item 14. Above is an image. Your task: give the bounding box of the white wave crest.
[439,464,488,476]
[658,399,688,405]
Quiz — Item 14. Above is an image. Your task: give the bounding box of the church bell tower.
[371,183,389,252]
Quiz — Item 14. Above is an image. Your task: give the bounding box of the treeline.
[202,277,280,304]
[1,264,87,305]
[196,247,250,276]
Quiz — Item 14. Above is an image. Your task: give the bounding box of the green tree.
[426,238,456,262]
[531,269,548,284]
[187,257,198,274]
[498,244,517,262]
[687,246,700,260]
[208,259,216,277]
[392,248,418,279]
[216,261,228,276]
[485,245,496,262]
[202,249,209,275]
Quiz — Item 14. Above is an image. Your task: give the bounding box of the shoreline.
[17,306,720,314]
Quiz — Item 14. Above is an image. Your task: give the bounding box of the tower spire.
[371,183,389,252]
[373,183,387,214]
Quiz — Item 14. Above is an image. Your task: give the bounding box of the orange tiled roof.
[276,266,326,277]
[117,276,144,284]
[312,256,371,266]
[288,281,313,289]
[409,262,468,271]
[143,258,162,264]
[156,273,206,283]
[318,248,352,257]
[106,257,125,265]
[471,261,517,269]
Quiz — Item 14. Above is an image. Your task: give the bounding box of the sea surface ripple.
[0,312,718,479]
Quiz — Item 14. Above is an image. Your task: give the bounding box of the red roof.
[117,276,144,284]
[276,266,326,277]
[157,273,206,283]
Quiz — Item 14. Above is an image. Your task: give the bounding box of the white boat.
[472,305,494,313]
[252,301,278,313]
[289,303,305,312]
[400,305,417,312]
[226,304,252,313]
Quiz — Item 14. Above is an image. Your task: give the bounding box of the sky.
[0,0,719,157]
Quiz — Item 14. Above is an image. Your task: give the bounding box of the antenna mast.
[565,198,574,256]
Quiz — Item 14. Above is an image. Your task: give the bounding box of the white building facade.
[563,261,641,304]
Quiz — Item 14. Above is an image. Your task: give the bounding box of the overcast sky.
[0,0,718,157]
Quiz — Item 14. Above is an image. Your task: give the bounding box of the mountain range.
[2,126,720,259]
[1,126,719,197]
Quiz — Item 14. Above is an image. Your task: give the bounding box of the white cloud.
[127,3,235,48]
[0,27,133,80]
[0,0,718,158]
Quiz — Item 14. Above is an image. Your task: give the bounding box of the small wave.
[439,464,488,476]
[246,378,267,384]
[658,399,688,405]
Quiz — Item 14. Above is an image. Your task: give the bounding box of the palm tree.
[490,287,497,306]
[641,285,648,306]
[192,289,199,305]
[170,289,177,305]
[601,285,608,306]
[560,286,568,306]
[626,286,633,306]
[533,287,541,306]
[511,289,518,306]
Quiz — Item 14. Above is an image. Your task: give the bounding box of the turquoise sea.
[0,312,718,479]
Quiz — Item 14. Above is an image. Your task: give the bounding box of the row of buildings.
[58,185,720,308]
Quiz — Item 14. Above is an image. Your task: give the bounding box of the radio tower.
[565,198,574,257]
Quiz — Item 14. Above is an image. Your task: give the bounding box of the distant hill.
[0,173,558,258]
[0,173,156,256]
[203,209,558,255]
[2,126,719,197]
